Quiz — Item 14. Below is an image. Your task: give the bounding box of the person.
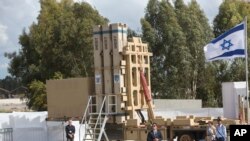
[65,118,75,141]
[206,121,216,141]
[215,116,227,141]
[147,123,163,141]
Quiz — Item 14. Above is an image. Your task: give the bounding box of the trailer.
[46,22,241,141]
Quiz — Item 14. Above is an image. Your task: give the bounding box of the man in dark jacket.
[65,118,75,141]
[147,123,162,141]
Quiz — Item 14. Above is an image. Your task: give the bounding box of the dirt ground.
[0,98,28,112]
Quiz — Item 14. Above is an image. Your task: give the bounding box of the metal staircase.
[80,95,117,141]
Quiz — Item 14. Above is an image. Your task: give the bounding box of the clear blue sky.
[0,0,222,79]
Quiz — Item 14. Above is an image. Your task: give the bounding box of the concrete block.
[173,119,197,126]
[139,128,148,141]
[126,119,140,127]
[120,102,125,108]
[166,118,172,126]
[121,68,126,74]
[121,60,126,66]
[124,128,139,140]
[125,106,132,110]
[189,115,195,119]
[153,118,165,126]
[194,116,214,122]
[121,87,126,93]
[122,95,128,101]
[176,116,188,119]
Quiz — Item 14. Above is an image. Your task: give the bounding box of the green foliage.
[175,0,214,100]
[127,28,140,38]
[4,0,250,109]
[6,0,108,110]
[7,0,108,85]
[52,72,63,79]
[213,0,242,36]
[28,80,46,111]
[211,0,250,106]
[0,76,21,92]
[142,0,191,98]
[26,71,65,111]
[0,76,23,98]
[0,109,12,113]
[142,0,213,101]
[142,0,250,107]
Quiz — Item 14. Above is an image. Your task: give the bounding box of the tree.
[211,0,250,106]
[0,76,23,98]
[142,0,191,98]
[0,76,21,92]
[142,0,214,101]
[213,0,242,37]
[27,80,46,111]
[7,0,108,84]
[175,0,214,100]
[6,0,108,110]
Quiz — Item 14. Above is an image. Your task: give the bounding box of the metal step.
[86,127,101,130]
[80,96,110,141]
[87,123,102,126]
[85,133,99,135]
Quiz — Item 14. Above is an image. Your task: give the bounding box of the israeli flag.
[204,22,245,61]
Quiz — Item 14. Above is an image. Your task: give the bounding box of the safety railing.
[0,128,13,141]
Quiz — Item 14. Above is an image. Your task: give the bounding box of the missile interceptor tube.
[140,70,155,120]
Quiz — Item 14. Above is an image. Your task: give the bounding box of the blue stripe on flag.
[211,23,244,44]
[203,21,245,61]
[209,49,245,61]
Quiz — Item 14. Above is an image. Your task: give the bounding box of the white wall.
[0,112,84,141]
[222,82,247,119]
[13,128,47,141]
[47,121,66,141]
[142,108,223,120]
[0,113,11,128]
[0,109,224,141]
[153,99,202,109]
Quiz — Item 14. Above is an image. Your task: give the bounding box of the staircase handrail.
[97,115,109,141]
[94,96,107,130]
[79,95,93,141]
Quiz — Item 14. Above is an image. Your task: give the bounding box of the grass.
[0,109,12,113]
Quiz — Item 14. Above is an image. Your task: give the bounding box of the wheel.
[178,134,193,141]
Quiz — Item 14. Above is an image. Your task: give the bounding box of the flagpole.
[244,16,249,124]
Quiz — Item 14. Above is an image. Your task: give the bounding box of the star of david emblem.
[220,39,233,50]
